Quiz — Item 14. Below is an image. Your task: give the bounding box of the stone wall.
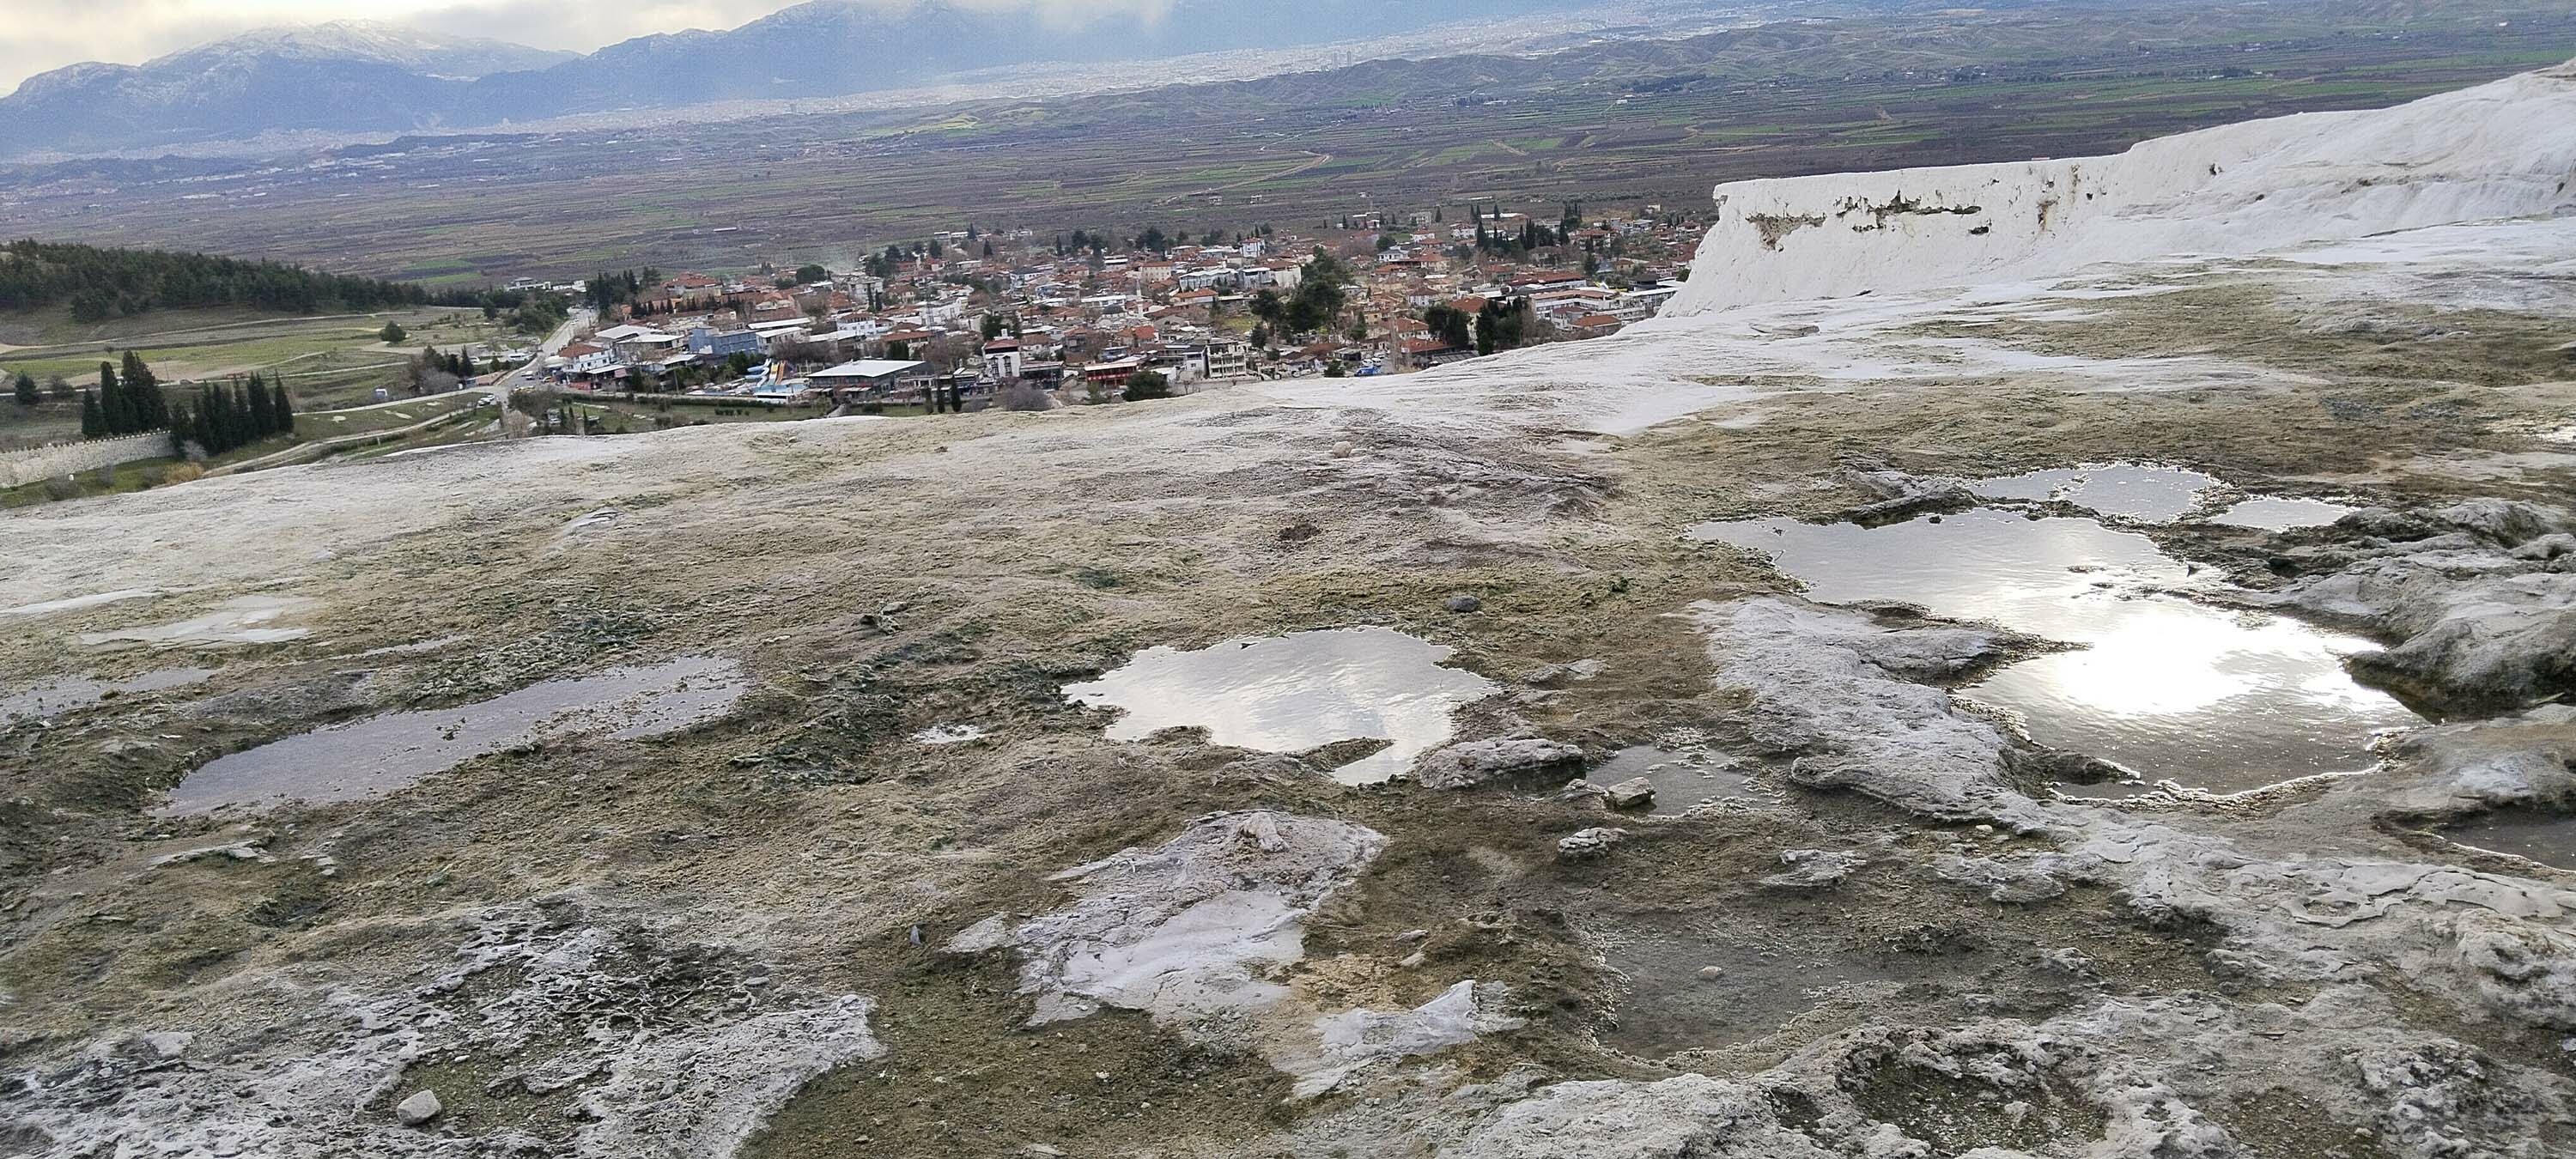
[0,433,168,489]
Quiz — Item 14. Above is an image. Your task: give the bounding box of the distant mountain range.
[0,0,1577,159]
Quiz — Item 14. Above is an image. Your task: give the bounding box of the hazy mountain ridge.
[0,0,1578,159]
[0,21,576,158]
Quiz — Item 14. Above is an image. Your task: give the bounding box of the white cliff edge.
[1664,58,2576,317]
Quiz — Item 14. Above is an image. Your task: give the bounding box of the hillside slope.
[1666,57,2576,316]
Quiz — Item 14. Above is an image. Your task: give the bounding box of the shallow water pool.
[1062,628,1498,785]
[1692,510,2421,793]
[159,655,748,816]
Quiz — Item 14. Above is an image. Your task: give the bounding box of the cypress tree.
[98,362,130,434]
[193,386,220,452]
[246,372,276,437]
[206,383,230,452]
[81,390,106,437]
[270,380,295,435]
[119,351,167,431]
[220,382,249,450]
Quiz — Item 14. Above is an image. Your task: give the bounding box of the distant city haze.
[0,0,1179,93]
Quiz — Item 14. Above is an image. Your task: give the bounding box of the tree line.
[79,352,168,437]
[0,240,480,323]
[1422,296,1540,356]
[179,374,296,456]
[71,349,295,455]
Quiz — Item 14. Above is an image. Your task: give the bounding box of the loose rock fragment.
[1762,848,1865,889]
[1412,738,1586,790]
[394,1090,442,1126]
[1558,828,1625,861]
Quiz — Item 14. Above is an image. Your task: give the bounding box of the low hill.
[0,240,468,324]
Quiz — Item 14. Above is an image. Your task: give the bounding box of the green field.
[0,302,534,450]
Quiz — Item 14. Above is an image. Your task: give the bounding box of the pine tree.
[10,372,33,408]
[270,380,295,436]
[81,390,106,437]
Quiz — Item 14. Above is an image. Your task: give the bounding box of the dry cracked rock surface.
[6,218,2576,1157]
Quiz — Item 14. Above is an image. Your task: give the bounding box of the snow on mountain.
[1665,58,2576,318]
[152,21,574,80]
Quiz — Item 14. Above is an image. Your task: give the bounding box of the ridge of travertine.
[1665,58,2576,317]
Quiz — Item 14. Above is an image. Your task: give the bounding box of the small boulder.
[395,1090,443,1127]
[1412,738,1585,790]
[1444,594,1484,613]
[1603,778,1656,810]
[1558,828,1625,861]
[1761,849,1864,890]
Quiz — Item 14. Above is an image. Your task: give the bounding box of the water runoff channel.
[1693,464,2417,798]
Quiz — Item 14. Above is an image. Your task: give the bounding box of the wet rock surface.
[7,179,2576,1158]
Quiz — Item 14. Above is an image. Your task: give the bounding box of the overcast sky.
[0,1,1174,93]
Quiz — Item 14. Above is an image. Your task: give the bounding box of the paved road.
[489,308,594,434]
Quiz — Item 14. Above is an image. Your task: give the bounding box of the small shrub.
[163,462,205,484]
[40,476,82,501]
[999,384,1054,412]
[1122,371,1172,402]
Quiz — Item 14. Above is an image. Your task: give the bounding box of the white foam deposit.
[1666,59,2576,317]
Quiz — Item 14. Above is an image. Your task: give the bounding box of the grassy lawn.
[0,305,534,407]
[300,390,485,437]
[0,397,88,450]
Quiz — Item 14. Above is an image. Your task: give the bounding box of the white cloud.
[0,0,1183,93]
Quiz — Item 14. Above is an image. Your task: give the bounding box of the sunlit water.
[159,656,748,816]
[1971,464,2218,522]
[2208,496,2358,531]
[1691,509,2422,792]
[1061,627,1498,785]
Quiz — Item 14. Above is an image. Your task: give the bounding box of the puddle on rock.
[2440,809,2576,871]
[1061,627,1498,785]
[913,724,987,745]
[81,596,316,649]
[2,588,161,618]
[1971,464,2217,523]
[2208,497,2359,531]
[1692,510,2422,794]
[1,668,216,723]
[158,656,749,816]
[1591,746,1754,816]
